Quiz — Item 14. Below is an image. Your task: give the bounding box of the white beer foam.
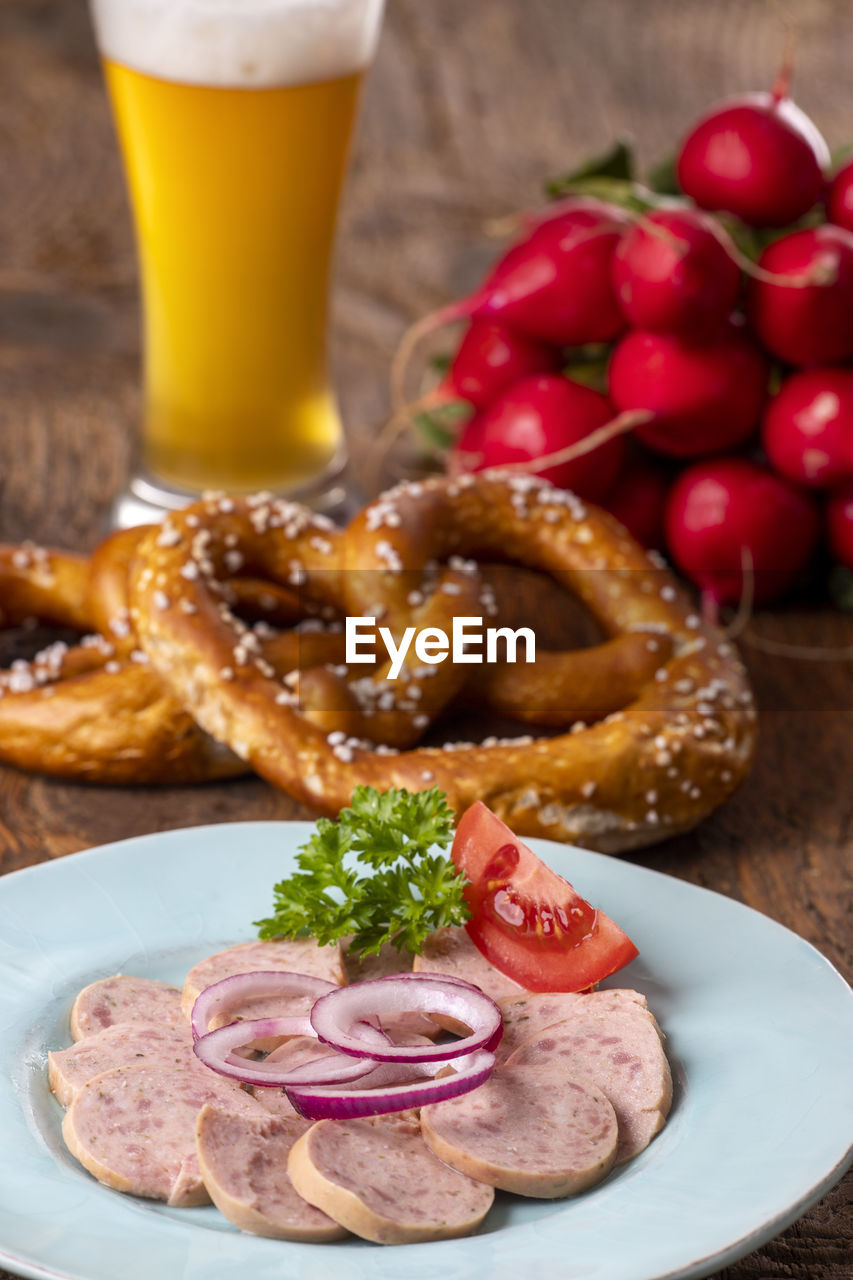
[90,0,384,88]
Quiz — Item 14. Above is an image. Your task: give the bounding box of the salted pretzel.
[124,474,756,851]
[0,533,346,783]
[0,495,675,785]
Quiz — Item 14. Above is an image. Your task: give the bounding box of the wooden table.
[0,1,851,1275]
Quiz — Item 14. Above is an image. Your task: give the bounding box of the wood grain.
[0,1,851,1276]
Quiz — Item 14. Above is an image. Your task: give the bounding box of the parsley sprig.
[255,786,471,957]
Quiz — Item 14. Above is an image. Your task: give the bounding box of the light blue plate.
[1,822,851,1280]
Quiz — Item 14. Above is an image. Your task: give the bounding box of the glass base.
[109,460,359,531]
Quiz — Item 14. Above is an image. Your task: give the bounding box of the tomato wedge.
[451,802,638,992]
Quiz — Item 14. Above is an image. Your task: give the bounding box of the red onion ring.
[190,970,336,1041]
[193,1016,389,1087]
[309,972,503,1063]
[191,968,503,1115]
[285,1049,497,1120]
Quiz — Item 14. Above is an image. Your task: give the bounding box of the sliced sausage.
[249,1030,434,1119]
[70,975,183,1040]
[62,1062,264,1206]
[195,1105,346,1241]
[413,926,525,1034]
[49,1022,196,1107]
[287,1115,494,1243]
[413,927,526,1003]
[497,988,651,1064]
[181,938,347,1021]
[505,1003,672,1162]
[343,937,415,984]
[344,939,437,1039]
[420,1063,618,1198]
[250,1038,335,1118]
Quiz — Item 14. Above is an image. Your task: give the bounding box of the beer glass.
[89,0,385,524]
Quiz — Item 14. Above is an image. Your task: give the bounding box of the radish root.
[365,391,451,495]
[638,211,825,289]
[722,547,755,640]
[705,546,853,661]
[741,632,853,660]
[390,304,463,412]
[499,409,655,474]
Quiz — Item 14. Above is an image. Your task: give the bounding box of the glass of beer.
[89,0,385,524]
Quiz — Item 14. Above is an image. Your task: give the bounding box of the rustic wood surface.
[0,0,851,1275]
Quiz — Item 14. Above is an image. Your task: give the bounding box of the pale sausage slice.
[344,939,437,1039]
[250,1038,334,1118]
[413,927,526,1004]
[506,1004,672,1162]
[195,1105,347,1241]
[413,925,524,1036]
[343,937,415,984]
[287,1115,494,1243]
[49,1022,195,1107]
[420,1064,618,1198]
[249,1032,432,1119]
[70,976,183,1040]
[497,988,651,1064]
[181,938,347,1020]
[62,1062,264,1206]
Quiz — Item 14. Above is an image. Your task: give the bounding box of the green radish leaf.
[546,175,658,214]
[767,364,786,396]
[414,399,471,451]
[562,343,612,393]
[829,566,853,614]
[564,358,610,392]
[415,414,455,451]
[546,139,634,196]
[830,142,853,170]
[719,215,765,262]
[564,343,611,364]
[646,153,681,195]
[724,201,827,259]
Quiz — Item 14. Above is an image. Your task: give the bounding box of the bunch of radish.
[395,67,853,616]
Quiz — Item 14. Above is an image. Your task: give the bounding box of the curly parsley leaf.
[254,786,470,957]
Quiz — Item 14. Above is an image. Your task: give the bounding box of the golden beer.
[91,0,384,510]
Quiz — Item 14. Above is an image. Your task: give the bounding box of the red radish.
[453,199,628,345]
[826,483,853,570]
[665,457,820,606]
[611,208,741,335]
[440,319,561,411]
[608,327,767,458]
[392,200,629,404]
[827,158,853,233]
[748,225,853,365]
[762,368,853,487]
[517,193,635,234]
[676,81,829,227]
[450,374,625,499]
[599,452,670,549]
[375,321,560,486]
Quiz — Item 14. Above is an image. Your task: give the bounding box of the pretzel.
[2,504,654,782]
[125,474,756,851]
[0,535,346,783]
